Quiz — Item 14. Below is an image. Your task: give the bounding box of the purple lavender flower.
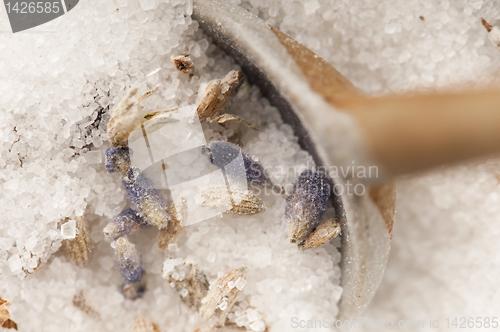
[122,167,171,229]
[285,169,331,243]
[203,141,281,191]
[103,209,148,241]
[105,147,131,174]
[113,237,143,284]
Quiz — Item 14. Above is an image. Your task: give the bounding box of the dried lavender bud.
[63,216,93,267]
[113,237,143,285]
[198,185,265,215]
[162,259,210,309]
[131,315,161,332]
[72,290,101,319]
[195,71,243,122]
[298,218,341,250]
[121,280,147,300]
[172,54,195,77]
[0,295,16,330]
[104,209,148,241]
[199,267,246,328]
[158,198,187,251]
[105,147,131,175]
[285,170,331,244]
[203,141,281,191]
[122,167,171,230]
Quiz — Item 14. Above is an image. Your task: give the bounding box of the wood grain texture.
[272,25,396,235]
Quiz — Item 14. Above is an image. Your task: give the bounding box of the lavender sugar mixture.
[2,0,500,331]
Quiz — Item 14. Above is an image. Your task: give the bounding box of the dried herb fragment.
[198,185,265,215]
[0,295,17,330]
[285,169,331,244]
[123,167,171,230]
[105,147,131,175]
[482,18,493,32]
[131,315,161,332]
[298,218,341,250]
[203,141,282,192]
[63,216,93,267]
[158,198,187,251]
[199,267,246,328]
[196,71,244,122]
[114,237,143,284]
[481,18,500,50]
[122,280,147,300]
[73,290,101,319]
[104,209,148,241]
[172,54,195,77]
[209,114,259,131]
[163,259,210,309]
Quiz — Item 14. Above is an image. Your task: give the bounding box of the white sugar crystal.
[235,315,250,327]
[86,150,102,164]
[218,299,228,311]
[61,220,76,239]
[162,258,183,276]
[98,96,111,108]
[246,308,260,322]
[24,236,38,252]
[139,0,156,10]
[144,60,161,76]
[304,0,319,15]
[234,277,247,290]
[4,178,19,190]
[249,320,266,332]
[180,288,189,297]
[168,243,179,252]
[8,255,22,273]
[207,251,216,263]
[317,228,329,238]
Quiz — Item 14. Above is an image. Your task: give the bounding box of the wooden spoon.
[192,0,500,320]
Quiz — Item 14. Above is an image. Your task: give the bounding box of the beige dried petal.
[199,267,246,327]
[1,320,17,330]
[158,198,187,251]
[210,114,259,131]
[72,290,100,319]
[172,54,195,76]
[107,87,158,147]
[63,216,93,266]
[131,315,161,332]
[299,218,341,250]
[198,186,265,215]
[196,80,222,122]
[482,18,493,32]
[195,71,244,122]
[0,295,16,330]
[192,327,216,332]
[163,260,210,309]
[0,297,11,325]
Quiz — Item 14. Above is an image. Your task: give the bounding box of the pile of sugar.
[365,159,500,327]
[2,0,500,331]
[0,0,341,331]
[240,0,500,92]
